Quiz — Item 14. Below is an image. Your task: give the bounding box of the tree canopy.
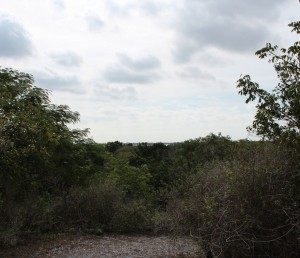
[0,68,89,199]
[237,21,300,145]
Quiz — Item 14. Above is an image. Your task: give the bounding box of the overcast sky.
[0,0,299,143]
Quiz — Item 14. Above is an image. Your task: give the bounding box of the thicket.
[164,142,300,258]
[1,21,300,258]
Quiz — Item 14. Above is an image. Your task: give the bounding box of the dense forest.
[1,22,300,258]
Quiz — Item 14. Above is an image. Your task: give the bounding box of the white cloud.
[0,0,299,142]
[117,53,161,71]
[103,66,155,84]
[177,67,215,81]
[93,85,137,101]
[52,0,65,9]
[0,16,33,58]
[34,69,83,93]
[103,53,161,84]
[50,51,83,67]
[85,14,104,32]
[173,0,292,62]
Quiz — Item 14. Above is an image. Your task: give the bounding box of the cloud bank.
[0,17,33,58]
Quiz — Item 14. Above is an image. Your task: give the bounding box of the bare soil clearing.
[0,234,203,258]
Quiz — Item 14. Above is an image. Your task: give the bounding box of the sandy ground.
[0,234,204,258]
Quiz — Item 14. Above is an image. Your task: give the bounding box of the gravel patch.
[0,234,204,258]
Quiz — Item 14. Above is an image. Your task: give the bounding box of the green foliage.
[109,199,152,232]
[237,21,300,145]
[132,143,173,188]
[0,67,94,244]
[105,141,123,153]
[228,22,300,256]
[171,133,234,178]
[0,67,89,201]
[165,142,300,257]
[55,182,124,230]
[104,150,153,199]
[49,141,105,191]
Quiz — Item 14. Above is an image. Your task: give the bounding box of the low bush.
[109,199,152,232]
[52,181,152,233]
[54,181,123,230]
[165,143,300,258]
[0,193,54,246]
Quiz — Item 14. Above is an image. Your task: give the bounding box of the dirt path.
[0,234,204,258]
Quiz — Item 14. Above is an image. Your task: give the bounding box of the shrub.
[0,192,55,246]
[54,181,123,230]
[109,199,152,232]
[165,142,300,257]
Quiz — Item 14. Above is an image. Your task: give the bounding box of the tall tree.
[237,21,300,145]
[0,68,88,200]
